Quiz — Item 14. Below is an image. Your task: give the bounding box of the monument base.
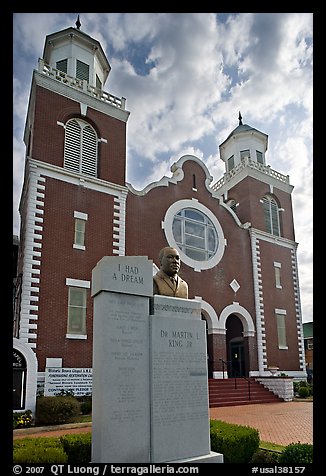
[168,451,224,463]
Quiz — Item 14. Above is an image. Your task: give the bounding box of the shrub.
[294,380,313,397]
[298,386,310,398]
[13,437,67,463]
[210,419,260,463]
[13,410,33,429]
[36,396,80,425]
[14,447,68,463]
[278,443,313,464]
[80,399,92,415]
[60,433,92,464]
[250,449,280,463]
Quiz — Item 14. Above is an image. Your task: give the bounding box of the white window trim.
[66,278,90,288]
[275,309,288,349]
[74,211,88,220]
[66,334,87,340]
[73,243,86,250]
[73,212,87,250]
[274,262,282,289]
[162,198,225,272]
[66,280,89,339]
[275,308,286,315]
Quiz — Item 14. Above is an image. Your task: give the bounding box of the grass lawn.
[68,414,92,424]
[259,441,284,453]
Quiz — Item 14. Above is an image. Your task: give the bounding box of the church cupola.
[42,15,111,91]
[219,112,268,174]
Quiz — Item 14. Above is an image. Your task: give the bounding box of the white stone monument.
[91,255,223,463]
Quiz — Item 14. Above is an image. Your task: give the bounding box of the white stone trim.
[195,297,221,333]
[256,377,294,401]
[80,103,87,116]
[291,247,306,371]
[275,308,287,315]
[74,211,88,220]
[127,154,214,196]
[66,334,87,340]
[219,199,247,228]
[13,338,38,416]
[73,244,86,250]
[27,157,128,195]
[46,358,62,368]
[34,70,130,123]
[250,229,266,374]
[112,191,127,256]
[162,199,225,272]
[18,165,45,349]
[219,302,255,336]
[65,278,90,288]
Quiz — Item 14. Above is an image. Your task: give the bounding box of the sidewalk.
[210,401,313,446]
[14,401,313,447]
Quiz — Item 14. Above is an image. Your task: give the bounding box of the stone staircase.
[208,378,283,407]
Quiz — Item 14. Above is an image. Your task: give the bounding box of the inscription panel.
[92,291,150,463]
[92,255,153,297]
[150,313,210,462]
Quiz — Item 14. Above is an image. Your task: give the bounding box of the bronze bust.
[153,247,188,299]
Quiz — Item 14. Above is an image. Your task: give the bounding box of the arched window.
[262,195,281,236]
[64,119,98,177]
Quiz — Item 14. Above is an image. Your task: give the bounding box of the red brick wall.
[35,176,116,370]
[126,160,256,319]
[227,176,295,241]
[259,240,300,370]
[31,86,126,185]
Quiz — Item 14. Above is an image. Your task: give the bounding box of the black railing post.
[219,357,251,401]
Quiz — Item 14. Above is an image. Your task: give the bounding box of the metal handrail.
[219,358,251,400]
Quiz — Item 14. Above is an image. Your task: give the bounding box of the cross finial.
[76,15,81,30]
[238,111,243,125]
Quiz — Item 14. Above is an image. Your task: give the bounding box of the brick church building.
[13,22,306,413]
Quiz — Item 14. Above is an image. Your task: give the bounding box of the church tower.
[211,113,304,377]
[15,17,130,386]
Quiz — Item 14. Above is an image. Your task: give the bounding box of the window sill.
[73,244,86,250]
[66,334,87,340]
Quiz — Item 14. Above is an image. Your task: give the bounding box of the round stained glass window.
[172,208,218,261]
[163,199,225,272]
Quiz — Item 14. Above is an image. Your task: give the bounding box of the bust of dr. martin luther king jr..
[153,247,188,299]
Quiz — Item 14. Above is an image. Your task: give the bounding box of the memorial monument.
[91,252,223,463]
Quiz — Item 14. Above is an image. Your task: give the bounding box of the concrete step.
[208,378,283,407]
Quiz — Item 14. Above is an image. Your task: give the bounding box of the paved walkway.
[210,401,313,446]
[14,401,313,447]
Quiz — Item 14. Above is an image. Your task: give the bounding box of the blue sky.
[13,13,313,322]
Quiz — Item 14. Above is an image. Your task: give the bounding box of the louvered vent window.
[262,195,281,236]
[76,60,89,81]
[56,59,68,73]
[64,119,98,177]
